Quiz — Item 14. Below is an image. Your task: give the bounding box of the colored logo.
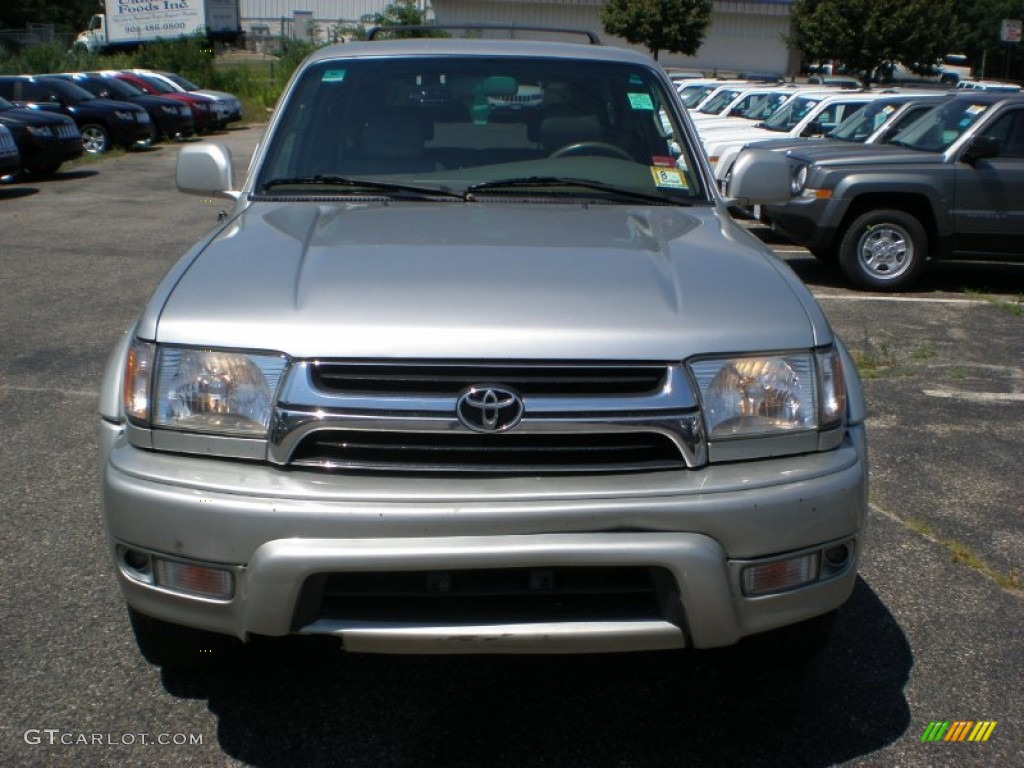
[920,721,997,742]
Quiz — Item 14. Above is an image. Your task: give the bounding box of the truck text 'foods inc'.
[76,0,241,54]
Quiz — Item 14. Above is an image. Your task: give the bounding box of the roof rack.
[366,24,602,45]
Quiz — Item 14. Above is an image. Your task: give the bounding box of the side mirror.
[176,142,239,200]
[725,148,792,205]
[961,135,1000,164]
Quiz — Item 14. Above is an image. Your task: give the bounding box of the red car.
[105,70,216,134]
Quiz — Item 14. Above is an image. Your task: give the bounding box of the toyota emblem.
[456,386,524,433]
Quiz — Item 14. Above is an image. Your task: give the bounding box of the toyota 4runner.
[98,33,868,670]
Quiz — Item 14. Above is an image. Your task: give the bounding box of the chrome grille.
[311,362,667,397]
[289,430,686,473]
[57,123,79,139]
[272,361,706,473]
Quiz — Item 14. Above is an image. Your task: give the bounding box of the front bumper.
[100,420,868,653]
[152,109,194,138]
[762,195,843,251]
[105,117,153,149]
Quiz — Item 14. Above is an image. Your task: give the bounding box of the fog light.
[742,553,820,596]
[153,558,234,599]
[824,544,850,568]
[122,548,151,574]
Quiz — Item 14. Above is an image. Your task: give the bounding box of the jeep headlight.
[124,342,288,436]
[689,349,845,439]
[790,164,808,195]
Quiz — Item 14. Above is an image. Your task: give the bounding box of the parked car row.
[0,68,242,180]
[688,79,1024,291]
[751,92,1024,290]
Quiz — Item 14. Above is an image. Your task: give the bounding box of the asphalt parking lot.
[1,128,1021,767]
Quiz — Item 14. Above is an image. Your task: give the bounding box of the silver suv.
[99,34,868,670]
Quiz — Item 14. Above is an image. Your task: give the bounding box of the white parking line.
[811,294,986,305]
[923,389,1024,404]
[1,385,98,398]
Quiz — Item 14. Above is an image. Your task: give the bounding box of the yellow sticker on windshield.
[650,166,687,189]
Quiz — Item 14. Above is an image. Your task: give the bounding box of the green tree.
[788,0,957,83]
[952,0,1024,79]
[1,0,99,33]
[600,0,712,61]
[366,1,445,39]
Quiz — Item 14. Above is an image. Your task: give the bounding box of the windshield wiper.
[464,176,685,205]
[259,175,462,199]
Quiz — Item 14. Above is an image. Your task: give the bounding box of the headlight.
[26,125,53,137]
[689,349,846,439]
[790,164,808,195]
[160,104,178,114]
[124,342,288,436]
[114,109,135,120]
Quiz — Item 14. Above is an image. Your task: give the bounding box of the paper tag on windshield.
[650,167,687,189]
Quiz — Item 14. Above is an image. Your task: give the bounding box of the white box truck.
[75,0,241,54]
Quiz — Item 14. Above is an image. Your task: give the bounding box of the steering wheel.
[549,142,634,161]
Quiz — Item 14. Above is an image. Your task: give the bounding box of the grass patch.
[850,329,899,379]
[905,517,1023,594]
[964,289,1024,317]
[910,342,936,361]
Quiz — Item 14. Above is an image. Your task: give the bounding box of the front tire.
[80,123,110,154]
[838,209,927,291]
[128,607,240,671]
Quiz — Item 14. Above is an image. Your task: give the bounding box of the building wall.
[239,0,797,76]
[429,0,795,76]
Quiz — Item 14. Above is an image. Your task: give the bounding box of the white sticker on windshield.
[650,167,687,189]
[322,70,346,83]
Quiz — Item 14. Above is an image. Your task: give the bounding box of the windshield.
[762,96,821,132]
[257,56,707,204]
[698,88,742,115]
[39,78,94,104]
[135,74,175,94]
[0,96,13,110]
[891,99,994,152]
[678,84,715,108]
[162,72,199,90]
[734,91,790,120]
[90,75,142,98]
[829,100,902,142]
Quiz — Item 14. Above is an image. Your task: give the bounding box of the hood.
[77,97,146,114]
[0,106,75,128]
[148,202,825,361]
[195,89,238,103]
[787,142,942,167]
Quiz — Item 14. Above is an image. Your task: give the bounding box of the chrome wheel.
[81,124,109,154]
[856,223,914,281]
[839,209,927,291]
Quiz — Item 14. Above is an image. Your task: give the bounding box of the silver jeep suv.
[98,34,867,670]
